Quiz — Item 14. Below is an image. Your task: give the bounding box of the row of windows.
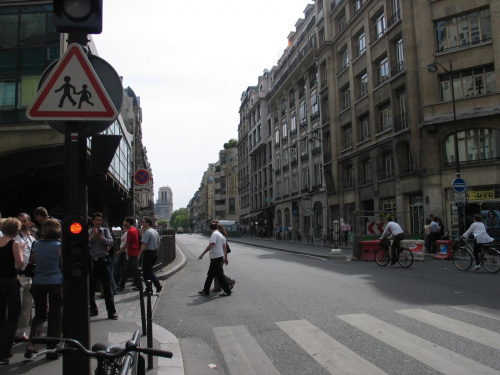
[0,6,60,124]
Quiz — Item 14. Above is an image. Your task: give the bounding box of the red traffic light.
[70,222,83,234]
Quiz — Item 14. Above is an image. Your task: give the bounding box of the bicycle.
[452,238,500,273]
[30,330,172,375]
[375,238,414,268]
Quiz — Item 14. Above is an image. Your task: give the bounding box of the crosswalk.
[211,305,500,374]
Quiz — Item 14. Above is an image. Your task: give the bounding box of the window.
[292,173,298,193]
[277,181,282,197]
[291,114,297,135]
[281,96,287,116]
[377,57,390,85]
[0,6,60,123]
[392,38,404,75]
[354,31,366,57]
[276,152,281,169]
[313,163,323,186]
[436,8,491,52]
[303,168,310,188]
[383,150,395,178]
[359,114,370,140]
[275,128,280,145]
[299,102,307,126]
[357,72,368,98]
[291,144,298,163]
[395,89,407,132]
[284,178,290,195]
[374,12,386,40]
[354,0,363,13]
[342,124,352,150]
[300,137,309,156]
[341,85,350,110]
[229,198,235,214]
[439,65,496,101]
[445,128,499,165]
[378,103,392,132]
[311,93,319,116]
[283,148,289,165]
[344,164,354,188]
[282,121,288,140]
[289,89,296,108]
[382,197,397,215]
[362,158,372,184]
[340,48,349,70]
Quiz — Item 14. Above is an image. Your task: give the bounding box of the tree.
[173,214,190,230]
[156,219,168,228]
[170,208,188,228]
[223,138,238,149]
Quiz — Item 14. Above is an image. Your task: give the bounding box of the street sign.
[134,169,150,185]
[454,192,466,203]
[27,43,117,121]
[452,177,467,193]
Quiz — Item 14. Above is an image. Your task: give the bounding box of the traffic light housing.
[53,0,103,34]
[62,215,89,282]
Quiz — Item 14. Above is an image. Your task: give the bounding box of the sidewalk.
[7,246,187,375]
[228,235,355,260]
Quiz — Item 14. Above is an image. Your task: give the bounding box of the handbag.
[25,263,36,277]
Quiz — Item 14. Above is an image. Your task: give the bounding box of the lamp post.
[426,61,465,236]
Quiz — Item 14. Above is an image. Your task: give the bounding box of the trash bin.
[359,240,381,261]
[434,240,453,260]
[401,239,426,261]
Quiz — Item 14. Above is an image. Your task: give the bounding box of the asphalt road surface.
[154,234,500,375]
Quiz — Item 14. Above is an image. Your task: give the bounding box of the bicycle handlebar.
[30,336,173,359]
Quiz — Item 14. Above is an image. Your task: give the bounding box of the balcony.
[391,61,405,77]
[300,154,309,162]
[282,164,289,172]
[290,129,297,138]
[291,159,298,167]
[394,112,409,133]
[310,112,320,122]
[299,121,308,131]
[275,169,281,176]
[387,11,400,28]
[312,147,321,156]
[274,142,280,149]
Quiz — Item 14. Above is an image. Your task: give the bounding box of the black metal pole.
[138,267,146,336]
[145,280,154,369]
[63,121,90,375]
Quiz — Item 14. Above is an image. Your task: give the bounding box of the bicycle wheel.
[453,247,473,271]
[375,248,390,266]
[398,248,414,268]
[482,248,500,273]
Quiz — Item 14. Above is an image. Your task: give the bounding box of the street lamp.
[426,61,465,236]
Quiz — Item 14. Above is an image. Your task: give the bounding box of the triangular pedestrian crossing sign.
[27,43,118,121]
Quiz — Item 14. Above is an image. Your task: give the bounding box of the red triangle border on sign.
[27,44,117,120]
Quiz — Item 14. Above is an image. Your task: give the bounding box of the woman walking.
[0,218,23,365]
[25,219,63,360]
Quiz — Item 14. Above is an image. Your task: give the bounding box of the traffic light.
[62,215,89,282]
[53,0,103,34]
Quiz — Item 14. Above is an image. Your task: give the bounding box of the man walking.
[198,221,232,297]
[140,217,162,294]
[88,212,118,320]
[116,217,142,292]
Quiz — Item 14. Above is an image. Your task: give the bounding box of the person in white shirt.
[462,214,494,270]
[380,217,404,265]
[198,222,231,297]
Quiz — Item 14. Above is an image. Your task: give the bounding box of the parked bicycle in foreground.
[375,238,414,268]
[452,238,500,273]
[30,330,172,375]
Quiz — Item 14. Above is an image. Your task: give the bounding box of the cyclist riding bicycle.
[462,213,494,270]
[380,217,404,265]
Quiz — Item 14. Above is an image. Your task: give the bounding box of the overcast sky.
[92,0,312,211]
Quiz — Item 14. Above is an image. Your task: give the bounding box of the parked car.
[176,227,184,234]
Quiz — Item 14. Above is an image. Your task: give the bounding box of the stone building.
[239,0,500,238]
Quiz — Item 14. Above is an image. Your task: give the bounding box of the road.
[155,234,500,375]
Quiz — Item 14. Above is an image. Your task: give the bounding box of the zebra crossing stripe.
[396,308,500,351]
[338,313,500,375]
[276,319,386,375]
[213,325,280,375]
[451,305,500,321]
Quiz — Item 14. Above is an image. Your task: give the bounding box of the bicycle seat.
[92,342,123,353]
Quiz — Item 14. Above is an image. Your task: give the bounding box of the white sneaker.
[474,264,481,270]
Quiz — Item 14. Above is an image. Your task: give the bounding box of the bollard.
[138,267,146,336]
[145,280,154,370]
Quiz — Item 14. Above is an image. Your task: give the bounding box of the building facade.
[237,0,499,239]
[0,1,154,226]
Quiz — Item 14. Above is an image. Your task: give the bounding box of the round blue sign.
[452,178,467,193]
